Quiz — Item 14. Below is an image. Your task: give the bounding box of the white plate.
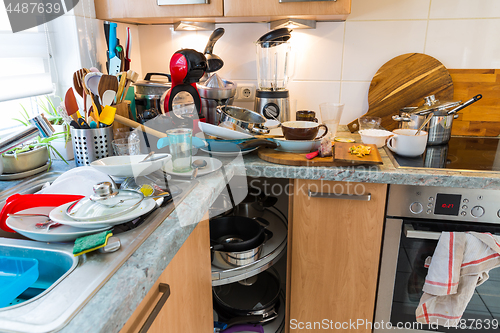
[49,198,157,229]
[6,207,110,242]
[162,156,222,177]
[198,122,253,140]
[199,147,258,156]
[0,163,49,181]
[90,154,171,178]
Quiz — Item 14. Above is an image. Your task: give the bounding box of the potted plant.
[1,135,67,173]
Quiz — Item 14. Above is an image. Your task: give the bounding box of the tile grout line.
[339,21,347,103]
[423,0,433,54]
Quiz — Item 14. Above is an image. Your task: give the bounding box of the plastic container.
[0,256,39,308]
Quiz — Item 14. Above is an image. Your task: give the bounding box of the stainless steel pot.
[393,94,481,145]
[217,106,270,135]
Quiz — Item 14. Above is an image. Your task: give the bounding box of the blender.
[255,28,292,123]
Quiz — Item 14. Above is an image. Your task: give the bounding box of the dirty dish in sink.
[6,207,110,242]
[90,154,172,177]
[49,198,157,229]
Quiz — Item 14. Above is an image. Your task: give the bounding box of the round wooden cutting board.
[347,53,455,132]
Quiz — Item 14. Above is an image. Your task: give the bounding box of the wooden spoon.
[98,75,119,102]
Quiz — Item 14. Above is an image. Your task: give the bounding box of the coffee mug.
[281,121,328,141]
[386,129,428,157]
[296,110,318,122]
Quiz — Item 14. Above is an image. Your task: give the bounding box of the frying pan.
[238,137,321,153]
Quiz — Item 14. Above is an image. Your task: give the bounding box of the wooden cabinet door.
[224,0,350,19]
[95,0,224,24]
[287,180,386,333]
[121,216,213,333]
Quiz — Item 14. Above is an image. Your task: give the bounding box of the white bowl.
[90,154,171,177]
[359,129,394,148]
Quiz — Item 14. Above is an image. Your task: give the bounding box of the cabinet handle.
[139,283,171,333]
[308,190,371,201]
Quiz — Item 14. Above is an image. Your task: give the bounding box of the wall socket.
[234,83,256,101]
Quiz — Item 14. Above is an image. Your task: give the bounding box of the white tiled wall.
[130,0,500,124]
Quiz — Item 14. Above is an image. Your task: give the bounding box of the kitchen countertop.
[2,132,500,332]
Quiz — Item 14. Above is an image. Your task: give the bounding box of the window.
[0,4,55,136]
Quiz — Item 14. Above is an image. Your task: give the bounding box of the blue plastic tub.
[0,256,39,307]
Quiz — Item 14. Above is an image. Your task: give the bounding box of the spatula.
[64,88,79,121]
[98,75,118,102]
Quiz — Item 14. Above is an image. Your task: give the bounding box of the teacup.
[296,110,318,122]
[386,129,428,157]
[281,121,328,141]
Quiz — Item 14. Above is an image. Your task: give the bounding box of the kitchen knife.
[124,27,131,71]
[108,23,121,75]
[104,21,110,74]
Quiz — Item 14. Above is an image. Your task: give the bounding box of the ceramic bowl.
[359,129,393,148]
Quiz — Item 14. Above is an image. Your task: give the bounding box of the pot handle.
[238,139,278,150]
[250,126,270,135]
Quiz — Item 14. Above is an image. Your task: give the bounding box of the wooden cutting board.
[347,53,454,132]
[334,142,383,165]
[448,69,500,137]
[257,143,383,167]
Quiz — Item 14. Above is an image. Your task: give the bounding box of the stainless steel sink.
[0,171,198,333]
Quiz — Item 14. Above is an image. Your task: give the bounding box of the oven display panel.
[434,193,462,216]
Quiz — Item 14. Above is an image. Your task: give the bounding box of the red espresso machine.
[163,49,207,128]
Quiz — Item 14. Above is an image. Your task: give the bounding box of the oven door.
[375,218,500,333]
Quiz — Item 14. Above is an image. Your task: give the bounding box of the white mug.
[386,129,428,157]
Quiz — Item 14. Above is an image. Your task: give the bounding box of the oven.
[375,185,500,332]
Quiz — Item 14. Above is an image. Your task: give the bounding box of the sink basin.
[0,239,78,309]
[0,170,198,332]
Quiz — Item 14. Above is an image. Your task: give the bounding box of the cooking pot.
[393,94,482,145]
[213,269,281,324]
[217,106,270,135]
[133,73,171,123]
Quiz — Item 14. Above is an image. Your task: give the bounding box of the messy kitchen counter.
[1,130,500,332]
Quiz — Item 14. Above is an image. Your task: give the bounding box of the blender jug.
[255,28,292,122]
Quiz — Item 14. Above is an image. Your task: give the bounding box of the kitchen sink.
[0,170,198,333]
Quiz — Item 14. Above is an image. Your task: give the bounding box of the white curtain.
[0,7,54,102]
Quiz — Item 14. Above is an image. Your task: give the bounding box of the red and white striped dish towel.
[416,232,500,327]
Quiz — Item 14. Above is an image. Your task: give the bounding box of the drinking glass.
[166,128,192,173]
[319,103,344,140]
[111,133,141,156]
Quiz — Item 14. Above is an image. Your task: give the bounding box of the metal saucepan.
[217,106,270,135]
[238,137,321,153]
[393,94,482,145]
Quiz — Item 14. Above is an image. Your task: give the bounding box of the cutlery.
[191,159,208,179]
[108,23,121,75]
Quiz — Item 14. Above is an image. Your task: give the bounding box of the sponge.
[73,230,113,256]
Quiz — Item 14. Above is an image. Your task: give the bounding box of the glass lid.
[66,182,144,221]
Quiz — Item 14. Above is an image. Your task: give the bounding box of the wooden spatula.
[64,88,79,121]
[98,75,119,102]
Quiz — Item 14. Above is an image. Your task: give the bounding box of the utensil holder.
[71,127,114,166]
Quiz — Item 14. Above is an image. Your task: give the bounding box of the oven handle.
[404,224,442,240]
[308,190,371,201]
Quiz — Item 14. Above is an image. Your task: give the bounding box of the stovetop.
[386,136,500,172]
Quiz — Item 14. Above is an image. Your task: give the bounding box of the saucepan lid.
[66,182,144,221]
[409,95,461,116]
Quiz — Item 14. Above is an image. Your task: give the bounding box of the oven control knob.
[471,206,485,218]
[410,202,423,214]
